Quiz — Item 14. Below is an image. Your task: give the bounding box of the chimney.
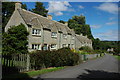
[15,2,21,10]
[65,22,68,26]
[47,15,52,20]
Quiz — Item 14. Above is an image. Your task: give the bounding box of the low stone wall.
[79,53,104,62]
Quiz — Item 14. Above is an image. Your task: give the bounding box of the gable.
[5,9,28,32]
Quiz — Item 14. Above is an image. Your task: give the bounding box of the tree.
[21,3,27,10]
[2,24,29,54]
[2,2,28,32]
[58,20,66,24]
[2,2,15,32]
[68,15,93,39]
[72,15,85,25]
[31,2,48,17]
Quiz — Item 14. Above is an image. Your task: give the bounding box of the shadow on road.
[77,69,120,80]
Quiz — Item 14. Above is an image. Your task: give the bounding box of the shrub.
[30,48,79,70]
[79,46,92,51]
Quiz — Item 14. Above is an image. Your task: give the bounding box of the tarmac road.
[33,54,120,79]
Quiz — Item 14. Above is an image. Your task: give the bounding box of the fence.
[2,54,30,74]
[2,53,104,74]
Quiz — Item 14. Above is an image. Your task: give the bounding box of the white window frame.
[62,44,67,47]
[51,44,57,49]
[32,44,41,50]
[51,32,57,38]
[63,34,67,39]
[72,36,74,40]
[32,28,41,36]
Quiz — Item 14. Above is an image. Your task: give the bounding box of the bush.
[79,46,92,51]
[30,48,79,70]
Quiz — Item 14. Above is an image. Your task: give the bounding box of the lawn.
[3,67,65,79]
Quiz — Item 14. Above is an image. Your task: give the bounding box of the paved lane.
[34,54,120,79]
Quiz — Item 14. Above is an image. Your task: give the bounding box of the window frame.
[63,34,67,39]
[51,32,57,38]
[51,44,57,49]
[32,28,41,36]
[32,44,41,50]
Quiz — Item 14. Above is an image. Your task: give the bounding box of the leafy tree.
[2,2,15,32]
[31,2,48,17]
[2,2,28,32]
[58,20,66,24]
[2,24,29,54]
[92,38,101,50]
[72,15,85,25]
[21,3,27,10]
[68,15,93,39]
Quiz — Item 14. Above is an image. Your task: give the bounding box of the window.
[51,44,57,49]
[51,32,57,38]
[32,29,41,36]
[68,44,70,48]
[43,44,47,50]
[32,44,41,50]
[72,36,74,40]
[63,34,67,39]
[71,44,74,48]
[62,44,66,47]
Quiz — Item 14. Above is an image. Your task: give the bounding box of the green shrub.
[30,48,79,70]
[79,46,92,51]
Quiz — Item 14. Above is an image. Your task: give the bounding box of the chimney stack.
[65,22,68,26]
[15,2,21,10]
[47,15,52,20]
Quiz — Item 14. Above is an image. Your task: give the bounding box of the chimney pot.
[15,2,21,10]
[47,15,52,20]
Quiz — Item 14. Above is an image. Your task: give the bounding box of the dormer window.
[51,32,57,38]
[63,34,67,39]
[32,29,41,36]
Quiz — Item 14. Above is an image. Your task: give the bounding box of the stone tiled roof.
[76,34,91,43]
[18,8,92,43]
[18,9,71,34]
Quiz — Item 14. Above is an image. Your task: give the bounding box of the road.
[33,54,120,79]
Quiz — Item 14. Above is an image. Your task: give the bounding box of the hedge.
[30,48,79,70]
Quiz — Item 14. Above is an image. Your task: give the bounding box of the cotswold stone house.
[5,3,92,52]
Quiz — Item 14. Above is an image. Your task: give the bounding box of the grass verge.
[114,55,120,60]
[3,67,65,79]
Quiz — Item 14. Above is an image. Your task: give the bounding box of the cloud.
[94,30,119,41]
[96,3,118,14]
[109,17,115,20]
[106,21,116,25]
[48,1,72,16]
[55,12,63,16]
[90,25,101,29]
[78,5,84,9]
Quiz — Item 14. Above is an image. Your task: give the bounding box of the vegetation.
[114,56,120,60]
[3,67,65,79]
[2,24,29,54]
[68,15,94,39]
[31,2,48,17]
[58,20,66,24]
[30,48,79,70]
[93,39,119,55]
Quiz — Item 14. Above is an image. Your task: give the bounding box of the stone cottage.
[5,3,92,52]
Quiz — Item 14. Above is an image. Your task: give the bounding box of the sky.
[22,2,119,41]
[6,0,120,2]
